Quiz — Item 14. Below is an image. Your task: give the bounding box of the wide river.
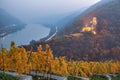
[0,24,50,49]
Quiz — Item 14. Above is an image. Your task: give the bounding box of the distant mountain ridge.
[0,8,25,38]
[56,0,116,36]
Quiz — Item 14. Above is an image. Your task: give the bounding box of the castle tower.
[92,17,97,26]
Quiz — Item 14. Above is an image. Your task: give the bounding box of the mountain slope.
[57,0,120,36]
[0,8,25,37]
[25,0,120,61]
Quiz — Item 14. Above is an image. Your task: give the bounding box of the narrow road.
[45,26,58,41]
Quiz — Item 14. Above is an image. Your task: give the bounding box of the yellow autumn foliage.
[0,43,120,78]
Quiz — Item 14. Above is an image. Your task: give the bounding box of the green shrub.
[112,73,120,80]
[0,72,16,80]
[91,75,107,80]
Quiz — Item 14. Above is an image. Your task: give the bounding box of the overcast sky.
[0,0,101,23]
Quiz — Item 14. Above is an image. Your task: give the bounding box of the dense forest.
[26,32,120,61]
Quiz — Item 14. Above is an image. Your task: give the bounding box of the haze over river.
[0,24,50,49]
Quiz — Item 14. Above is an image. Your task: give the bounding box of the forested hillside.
[25,0,120,61]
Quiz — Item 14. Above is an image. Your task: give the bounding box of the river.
[0,24,50,49]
